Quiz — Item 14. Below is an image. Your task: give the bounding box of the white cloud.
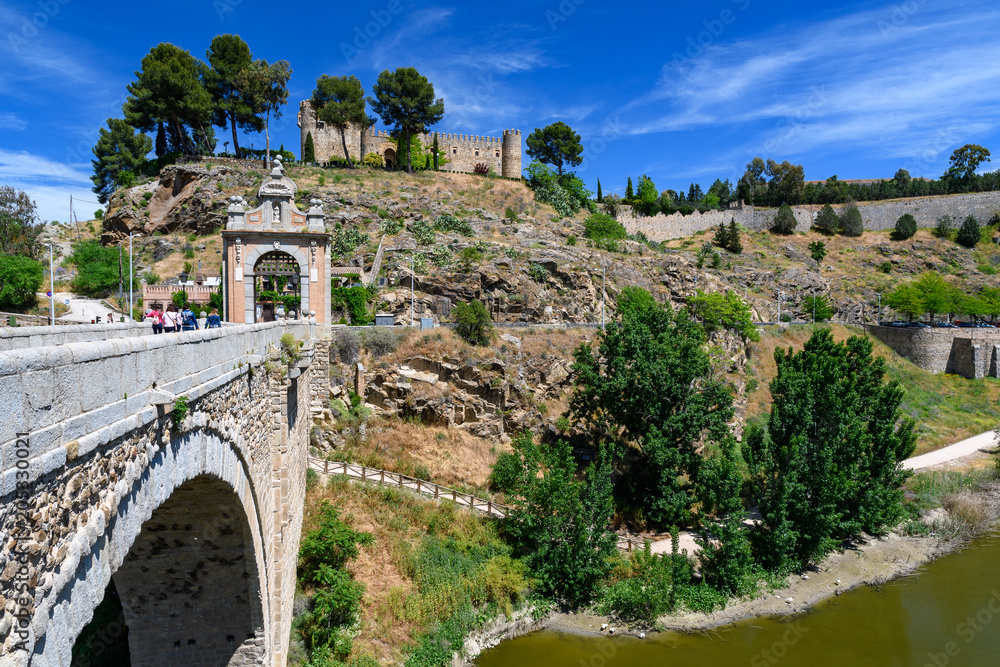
[624,3,1000,173]
[0,113,26,130]
[0,149,96,222]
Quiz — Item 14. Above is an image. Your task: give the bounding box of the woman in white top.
[162,305,180,333]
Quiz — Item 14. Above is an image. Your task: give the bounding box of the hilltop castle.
[297,101,522,178]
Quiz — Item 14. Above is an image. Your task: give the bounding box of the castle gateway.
[222,156,332,324]
[297,101,522,178]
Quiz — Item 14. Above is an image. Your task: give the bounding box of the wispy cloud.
[0,113,26,130]
[623,3,1000,175]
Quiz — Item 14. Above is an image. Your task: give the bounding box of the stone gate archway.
[253,251,302,322]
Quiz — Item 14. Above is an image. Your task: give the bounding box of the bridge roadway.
[0,321,330,666]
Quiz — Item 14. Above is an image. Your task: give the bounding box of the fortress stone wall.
[622,190,1000,242]
[297,101,522,178]
[868,325,1000,380]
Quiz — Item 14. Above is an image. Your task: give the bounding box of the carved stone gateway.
[222,156,331,324]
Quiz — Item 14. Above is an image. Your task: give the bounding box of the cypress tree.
[303,131,315,163]
[956,215,982,248]
[727,218,742,254]
[840,202,864,237]
[155,121,167,158]
[432,132,439,170]
[625,177,634,201]
[597,179,603,202]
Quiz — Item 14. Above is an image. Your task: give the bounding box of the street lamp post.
[777,291,784,323]
[875,293,882,325]
[410,254,414,328]
[43,243,54,325]
[128,233,135,322]
[602,265,606,331]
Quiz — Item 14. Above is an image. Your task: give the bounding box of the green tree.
[501,434,616,607]
[893,213,917,241]
[727,219,743,255]
[91,118,153,204]
[570,287,734,528]
[303,131,315,163]
[771,202,797,234]
[0,254,42,311]
[635,175,659,216]
[956,214,982,248]
[808,240,827,264]
[885,283,924,321]
[123,43,214,154]
[840,201,864,237]
[803,294,833,321]
[713,222,730,249]
[237,58,292,162]
[525,121,583,177]
[458,246,483,272]
[312,75,367,169]
[368,67,445,173]
[737,157,768,206]
[154,121,167,158]
[0,187,43,258]
[814,204,839,235]
[69,240,134,297]
[946,144,991,182]
[625,177,634,201]
[583,212,626,241]
[934,214,954,239]
[205,34,263,156]
[914,271,960,321]
[453,299,493,346]
[687,182,704,203]
[745,330,915,572]
[596,179,602,202]
[766,160,805,204]
[686,290,759,342]
[432,132,439,170]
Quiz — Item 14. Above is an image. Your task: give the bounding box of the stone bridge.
[0,321,330,666]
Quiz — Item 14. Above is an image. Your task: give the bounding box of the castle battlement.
[297,100,522,177]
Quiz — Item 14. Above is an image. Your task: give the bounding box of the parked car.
[934,321,959,328]
[974,322,994,328]
[906,322,931,328]
[888,321,909,327]
[956,321,975,328]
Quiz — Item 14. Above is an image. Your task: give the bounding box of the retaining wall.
[868,325,1000,379]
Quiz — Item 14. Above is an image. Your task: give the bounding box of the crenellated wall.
[298,101,522,176]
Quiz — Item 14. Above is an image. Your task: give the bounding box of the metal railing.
[309,457,647,552]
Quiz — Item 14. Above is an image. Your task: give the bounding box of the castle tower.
[501,130,522,179]
[297,101,316,161]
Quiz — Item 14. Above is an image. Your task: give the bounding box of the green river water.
[477,533,1000,667]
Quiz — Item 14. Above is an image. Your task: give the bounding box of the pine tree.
[713,222,729,248]
[956,215,982,248]
[727,218,742,254]
[625,177,634,201]
[892,213,917,241]
[840,202,864,237]
[814,204,839,235]
[303,131,315,163]
[154,122,167,158]
[771,203,797,234]
[597,179,602,202]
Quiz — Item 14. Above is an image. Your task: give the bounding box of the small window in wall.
[495,152,500,158]
[452,147,457,154]
[475,150,479,157]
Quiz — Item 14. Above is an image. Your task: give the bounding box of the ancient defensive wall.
[297,101,522,178]
[0,321,329,666]
[868,325,1000,379]
[621,190,1000,242]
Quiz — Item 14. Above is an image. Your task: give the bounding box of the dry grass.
[336,417,507,491]
[942,491,995,534]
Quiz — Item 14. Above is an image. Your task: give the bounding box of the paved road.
[55,293,133,323]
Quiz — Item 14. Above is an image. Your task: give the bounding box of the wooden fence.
[309,458,647,552]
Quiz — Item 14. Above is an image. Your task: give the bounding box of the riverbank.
[546,469,1000,640]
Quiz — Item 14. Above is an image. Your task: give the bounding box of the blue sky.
[2,0,999,222]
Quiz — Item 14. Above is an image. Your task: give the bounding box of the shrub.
[934,214,954,238]
[566,234,577,246]
[453,300,493,346]
[361,327,405,358]
[893,213,917,240]
[409,220,435,245]
[771,203,797,234]
[583,212,627,241]
[429,245,452,267]
[504,207,518,221]
[957,215,982,248]
[808,240,827,263]
[94,209,104,220]
[433,214,474,236]
[362,152,384,168]
[878,261,893,274]
[840,202,864,237]
[458,246,483,272]
[331,224,370,259]
[528,262,549,283]
[686,290,759,342]
[473,163,489,175]
[380,218,404,235]
[814,204,839,235]
[335,328,361,364]
[489,451,523,493]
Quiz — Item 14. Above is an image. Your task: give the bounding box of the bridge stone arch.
[32,427,269,666]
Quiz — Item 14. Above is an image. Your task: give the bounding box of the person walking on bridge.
[162,305,179,333]
[180,305,199,332]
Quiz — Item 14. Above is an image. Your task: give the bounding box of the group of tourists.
[144,305,222,334]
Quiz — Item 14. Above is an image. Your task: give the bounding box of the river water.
[477,533,1000,667]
